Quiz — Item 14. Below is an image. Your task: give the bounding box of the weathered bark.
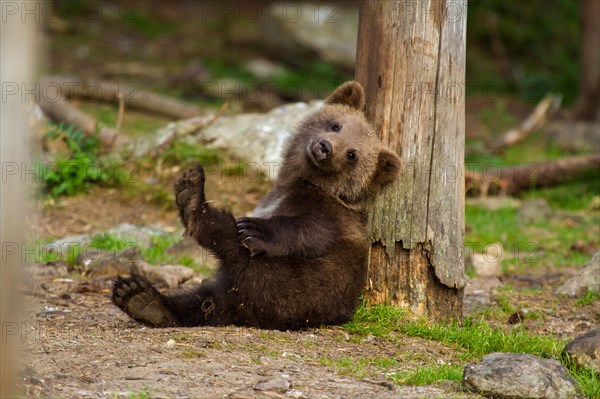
[572,0,600,121]
[356,0,466,320]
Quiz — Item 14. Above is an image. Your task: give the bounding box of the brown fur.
[112,81,401,330]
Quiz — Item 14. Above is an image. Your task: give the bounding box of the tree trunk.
[355,0,467,320]
[572,0,600,121]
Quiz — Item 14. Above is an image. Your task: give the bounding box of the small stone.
[556,252,600,297]
[518,199,552,224]
[132,263,194,289]
[463,277,502,316]
[254,378,291,394]
[472,252,502,277]
[563,328,600,373]
[463,352,577,399]
[286,389,305,398]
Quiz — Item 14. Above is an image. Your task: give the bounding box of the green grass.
[391,364,463,386]
[465,203,599,272]
[575,291,600,307]
[344,305,563,359]
[344,304,597,397]
[40,232,212,274]
[160,141,222,166]
[319,355,400,380]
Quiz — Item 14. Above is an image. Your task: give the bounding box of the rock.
[243,58,285,79]
[131,102,322,180]
[463,277,502,316]
[544,120,600,152]
[106,223,169,248]
[556,252,600,297]
[132,262,194,289]
[185,102,322,180]
[563,328,600,372]
[259,3,358,72]
[518,199,552,224]
[463,352,578,399]
[254,378,291,394]
[472,253,502,277]
[79,247,140,277]
[286,389,305,398]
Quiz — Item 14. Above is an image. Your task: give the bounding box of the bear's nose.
[315,140,333,160]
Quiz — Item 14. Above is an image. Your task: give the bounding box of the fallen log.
[42,76,201,120]
[37,83,120,148]
[466,154,600,196]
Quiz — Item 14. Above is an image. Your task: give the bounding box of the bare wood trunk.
[572,0,600,121]
[356,0,467,320]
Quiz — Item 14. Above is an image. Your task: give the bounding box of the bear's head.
[280,81,402,203]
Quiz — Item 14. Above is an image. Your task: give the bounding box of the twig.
[115,92,125,133]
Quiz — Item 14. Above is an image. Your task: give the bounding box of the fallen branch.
[488,94,562,152]
[37,83,120,148]
[466,154,600,196]
[43,76,201,120]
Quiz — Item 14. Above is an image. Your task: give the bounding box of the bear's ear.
[325,81,366,111]
[371,148,401,190]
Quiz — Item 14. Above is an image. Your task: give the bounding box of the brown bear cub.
[112,81,401,330]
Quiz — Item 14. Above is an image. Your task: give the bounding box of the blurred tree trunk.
[572,0,600,121]
[356,0,466,320]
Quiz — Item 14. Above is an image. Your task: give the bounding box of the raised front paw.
[174,164,206,228]
[236,217,272,256]
[112,275,178,327]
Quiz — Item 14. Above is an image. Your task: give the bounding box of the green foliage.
[204,58,256,82]
[89,233,136,251]
[479,100,516,133]
[124,9,177,38]
[391,364,463,386]
[467,0,580,104]
[39,123,126,197]
[274,61,351,98]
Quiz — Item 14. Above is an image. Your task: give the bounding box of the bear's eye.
[346,150,357,162]
[330,122,342,132]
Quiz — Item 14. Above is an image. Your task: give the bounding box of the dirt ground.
[16,174,597,399]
